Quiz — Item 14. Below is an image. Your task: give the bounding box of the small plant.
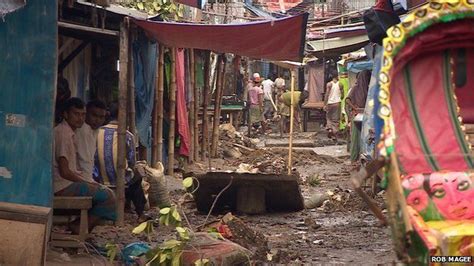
[105,243,120,262]
[308,173,322,187]
[132,176,200,265]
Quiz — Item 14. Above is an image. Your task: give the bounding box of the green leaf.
[161,239,182,249]
[172,209,182,222]
[137,2,144,10]
[148,252,160,264]
[183,177,193,188]
[159,253,167,263]
[160,207,171,215]
[176,227,189,240]
[195,259,210,266]
[171,252,181,266]
[132,221,149,234]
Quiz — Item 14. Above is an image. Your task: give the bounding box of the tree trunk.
[168,48,177,176]
[201,51,211,161]
[116,18,129,226]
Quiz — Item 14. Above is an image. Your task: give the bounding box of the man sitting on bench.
[94,103,147,222]
[54,98,117,234]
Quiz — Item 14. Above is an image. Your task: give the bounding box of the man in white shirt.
[261,77,276,120]
[75,100,107,181]
[324,75,344,141]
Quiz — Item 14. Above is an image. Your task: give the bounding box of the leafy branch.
[120,0,185,20]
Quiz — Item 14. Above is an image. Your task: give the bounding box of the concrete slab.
[312,145,348,157]
[194,172,305,214]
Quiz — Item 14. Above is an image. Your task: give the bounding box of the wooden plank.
[116,17,130,226]
[58,21,119,36]
[58,41,90,72]
[0,202,51,224]
[53,197,92,209]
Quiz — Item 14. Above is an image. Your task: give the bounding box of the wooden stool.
[50,196,92,248]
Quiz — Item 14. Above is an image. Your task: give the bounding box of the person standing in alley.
[261,76,276,121]
[247,76,265,136]
[324,74,343,141]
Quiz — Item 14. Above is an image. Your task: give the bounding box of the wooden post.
[288,70,296,176]
[128,28,137,154]
[116,18,129,226]
[201,51,211,161]
[189,49,195,163]
[211,55,224,158]
[193,51,200,161]
[156,45,165,166]
[168,48,177,175]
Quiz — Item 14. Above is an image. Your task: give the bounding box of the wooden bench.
[50,196,92,248]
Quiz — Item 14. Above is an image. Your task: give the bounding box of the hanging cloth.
[133,33,157,148]
[176,49,190,157]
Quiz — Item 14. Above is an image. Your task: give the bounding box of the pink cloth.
[176,49,190,157]
[248,86,263,106]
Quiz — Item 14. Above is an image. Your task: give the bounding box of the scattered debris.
[304,193,328,209]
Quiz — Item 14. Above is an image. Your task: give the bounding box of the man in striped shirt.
[93,103,147,221]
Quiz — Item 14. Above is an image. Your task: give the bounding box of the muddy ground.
[57,128,397,265]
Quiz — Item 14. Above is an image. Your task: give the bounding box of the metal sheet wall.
[0,1,57,207]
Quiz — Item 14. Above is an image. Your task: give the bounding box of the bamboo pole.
[156,45,165,166]
[211,55,224,158]
[168,48,177,175]
[189,49,195,163]
[116,17,129,226]
[193,51,200,161]
[201,51,211,161]
[288,70,296,176]
[151,45,159,166]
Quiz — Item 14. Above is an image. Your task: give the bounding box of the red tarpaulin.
[133,13,308,62]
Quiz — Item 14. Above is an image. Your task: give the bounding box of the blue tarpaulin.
[133,32,157,148]
[0,0,57,207]
[347,60,373,73]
